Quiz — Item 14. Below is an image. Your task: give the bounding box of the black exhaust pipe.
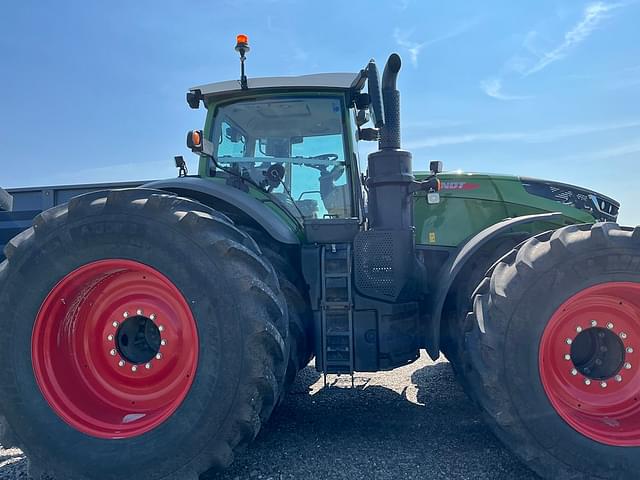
[355,53,419,302]
[379,53,402,151]
[366,53,414,232]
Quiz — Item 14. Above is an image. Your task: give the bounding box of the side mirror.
[366,60,384,128]
[430,161,443,174]
[186,90,201,109]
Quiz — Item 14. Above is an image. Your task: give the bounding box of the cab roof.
[190,72,365,104]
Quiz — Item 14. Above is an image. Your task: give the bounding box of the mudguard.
[424,211,563,359]
[144,177,300,245]
[0,188,12,212]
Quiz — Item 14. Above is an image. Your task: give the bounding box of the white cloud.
[523,2,623,76]
[393,20,480,68]
[404,120,640,149]
[480,77,531,101]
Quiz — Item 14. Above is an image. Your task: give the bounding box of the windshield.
[211,96,352,219]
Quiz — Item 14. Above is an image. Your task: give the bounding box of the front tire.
[0,189,288,480]
[466,223,640,479]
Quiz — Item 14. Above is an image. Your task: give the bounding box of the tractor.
[0,36,636,480]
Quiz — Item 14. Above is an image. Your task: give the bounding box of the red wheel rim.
[32,259,199,439]
[540,282,640,446]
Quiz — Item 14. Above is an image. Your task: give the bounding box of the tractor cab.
[184,42,383,235]
[186,72,376,226]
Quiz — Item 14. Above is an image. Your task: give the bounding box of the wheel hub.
[114,313,162,367]
[539,282,640,446]
[570,326,626,381]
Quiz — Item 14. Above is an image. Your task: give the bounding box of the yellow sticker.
[428,232,436,243]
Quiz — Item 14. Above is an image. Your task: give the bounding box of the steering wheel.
[307,153,345,181]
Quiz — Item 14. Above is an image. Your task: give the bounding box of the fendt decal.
[441,181,481,191]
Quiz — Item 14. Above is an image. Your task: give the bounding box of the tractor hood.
[413,171,620,247]
[415,171,619,223]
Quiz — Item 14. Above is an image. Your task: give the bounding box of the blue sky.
[1,1,639,224]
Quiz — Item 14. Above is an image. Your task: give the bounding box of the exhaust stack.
[366,53,414,232]
[379,53,402,151]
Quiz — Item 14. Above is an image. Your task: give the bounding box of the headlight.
[521,178,619,222]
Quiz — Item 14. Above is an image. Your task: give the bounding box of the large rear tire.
[238,227,314,392]
[466,223,640,479]
[441,238,521,386]
[0,189,288,480]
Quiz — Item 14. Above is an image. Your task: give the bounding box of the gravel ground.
[0,354,539,480]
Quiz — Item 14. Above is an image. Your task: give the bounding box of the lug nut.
[107,334,114,341]
[137,309,143,315]
[615,374,623,382]
[584,379,592,386]
[624,362,632,370]
[601,381,608,388]
[156,353,163,360]
[591,320,598,327]
[564,354,571,361]
[123,311,129,318]
[109,349,117,356]
[161,339,167,346]
[112,321,119,328]
[576,326,583,333]
[627,347,634,354]
[150,314,156,321]
[118,360,125,367]
[571,369,578,376]
[620,332,628,339]
[131,365,138,372]
[566,338,573,345]
[158,325,164,332]
[145,363,152,370]
[607,322,614,330]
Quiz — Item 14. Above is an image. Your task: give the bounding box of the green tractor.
[0,37,636,480]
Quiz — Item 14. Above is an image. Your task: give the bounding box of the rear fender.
[424,212,563,359]
[144,177,300,245]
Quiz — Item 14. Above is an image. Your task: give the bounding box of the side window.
[291,134,350,218]
[217,121,246,158]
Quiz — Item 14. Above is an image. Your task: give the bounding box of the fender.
[0,188,12,212]
[424,211,563,359]
[143,177,300,245]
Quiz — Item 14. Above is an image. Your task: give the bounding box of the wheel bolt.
[145,363,152,370]
[150,314,156,321]
[158,325,164,332]
[118,360,125,367]
[109,349,117,356]
[615,374,623,382]
[566,338,573,345]
[571,369,578,376]
[131,365,138,372]
[161,339,167,346]
[627,347,634,354]
[625,362,632,370]
[156,353,163,360]
[564,354,571,361]
[601,381,608,388]
[620,332,628,339]
[112,321,119,328]
[123,311,129,318]
[576,326,583,333]
[584,379,592,385]
[607,322,614,330]
[107,334,114,341]
[137,309,143,315]
[591,320,598,327]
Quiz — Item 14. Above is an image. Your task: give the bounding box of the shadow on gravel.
[205,361,540,480]
[1,360,540,480]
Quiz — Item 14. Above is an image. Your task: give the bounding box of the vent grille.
[354,231,396,298]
